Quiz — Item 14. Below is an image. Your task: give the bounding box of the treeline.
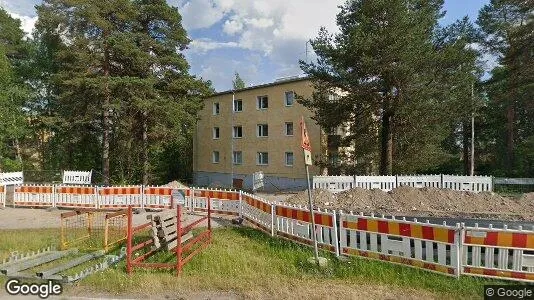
[0,0,212,185]
[300,0,533,177]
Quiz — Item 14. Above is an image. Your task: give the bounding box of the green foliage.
[300,0,480,175]
[232,71,246,90]
[32,0,211,184]
[476,0,534,176]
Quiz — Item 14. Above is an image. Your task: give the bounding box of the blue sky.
[1,0,491,92]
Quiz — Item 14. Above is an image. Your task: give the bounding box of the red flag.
[300,116,312,151]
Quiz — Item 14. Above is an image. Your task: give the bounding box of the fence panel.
[339,212,461,277]
[442,175,492,193]
[355,176,397,192]
[189,189,240,216]
[98,186,143,209]
[275,204,339,255]
[0,171,23,185]
[14,184,55,207]
[241,192,273,234]
[0,185,5,208]
[312,176,354,193]
[62,170,92,185]
[55,185,98,208]
[143,186,172,209]
[397,175,442,189]
[462,225,534,282]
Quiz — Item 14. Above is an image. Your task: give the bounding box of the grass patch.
[0,226,507,299]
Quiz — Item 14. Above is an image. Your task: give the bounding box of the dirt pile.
[283,186,534,221]
[162,180,189,189]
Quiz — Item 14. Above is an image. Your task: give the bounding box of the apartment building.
[193,77,324,191]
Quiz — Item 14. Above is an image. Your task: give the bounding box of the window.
[212,151,220,163]
[233,151,242,165]
[213,102,220,115]
[285,122,294,136]
[233,99,242,112]
[213,127,220,139]
[257,124,268,137]
[233,126,243,138]
[285,152,294,166]
[257,96,268,109]
[257,152,269,165]
[285,91,294,106]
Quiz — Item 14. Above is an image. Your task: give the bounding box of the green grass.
[0,227,507,299]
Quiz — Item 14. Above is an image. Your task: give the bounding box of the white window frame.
[285,91,295,106]
[285,122,294,136]
[233,99,243,112]
[212,151,220,164]
[233,126,243,138]
[233,151,242,165]
[257,124,268,137]
[285,152,294,166]
[213,127,220,139]
[213,102,220,115]
[257,95,268,109]
[257,152,269,165]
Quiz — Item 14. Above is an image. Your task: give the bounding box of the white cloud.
[7,12,38,37]
[222,17,243,35]
[189,38,240,53]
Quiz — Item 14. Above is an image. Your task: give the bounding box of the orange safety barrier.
[276,206,334,227]
[243,195,271,214]
[342,218,456,244]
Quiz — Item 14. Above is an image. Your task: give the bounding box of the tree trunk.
[102,34,111,186]
[380,109,393,175]
[142,110,149,185]
[506,105,514,174]
[462,121,470,175]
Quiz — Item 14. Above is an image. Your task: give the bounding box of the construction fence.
[4,184,534,283]
[313,174,494,193]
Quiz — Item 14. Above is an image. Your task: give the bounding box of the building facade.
[193,77,324,191]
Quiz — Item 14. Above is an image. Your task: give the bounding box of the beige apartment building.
[193,77,326,191]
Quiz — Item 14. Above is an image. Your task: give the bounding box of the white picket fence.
[313,174,493,193]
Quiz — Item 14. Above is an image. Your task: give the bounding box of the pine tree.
[232,72,246,90]
[300,0,480,175]
[477,0,533,176]
[35,0,211,184]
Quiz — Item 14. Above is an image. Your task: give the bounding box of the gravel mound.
[284,186,534,221]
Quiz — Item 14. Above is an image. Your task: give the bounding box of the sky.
[0,0,491,92]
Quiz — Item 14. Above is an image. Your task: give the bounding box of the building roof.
[208,76,310,97]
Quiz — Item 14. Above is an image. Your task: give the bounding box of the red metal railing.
[126,199,212,275]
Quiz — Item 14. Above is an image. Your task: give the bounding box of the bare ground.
[283,187,534,221]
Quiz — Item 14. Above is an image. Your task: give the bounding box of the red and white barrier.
[191,188,240,216]
[55,185,98,208]
[99,186,143,209]
[241,192,274,234]
[0,185,5,208]
[462,224,534,282]
[14,185,55,207]
[275,203,339,254]
[339,212,461,277]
